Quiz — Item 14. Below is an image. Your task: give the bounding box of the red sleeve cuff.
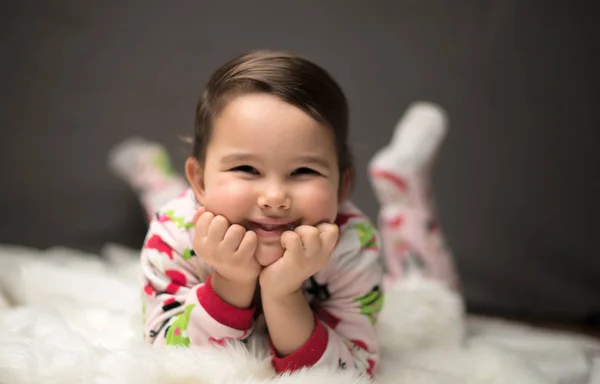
[196,274,255,330]
[270,314,329,373]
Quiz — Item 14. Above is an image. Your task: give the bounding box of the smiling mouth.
[246,219,301,237]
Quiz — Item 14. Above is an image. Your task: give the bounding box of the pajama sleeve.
[270,211,384,377]
[140,204,256,347]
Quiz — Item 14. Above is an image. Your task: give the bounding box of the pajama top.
[140,188,384,377]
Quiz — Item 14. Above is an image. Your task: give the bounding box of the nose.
[258,181,290,211]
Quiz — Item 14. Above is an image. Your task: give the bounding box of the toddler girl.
[131,51,384,377]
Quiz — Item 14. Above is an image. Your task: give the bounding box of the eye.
[231,165,260,175]
[292,167,320,176]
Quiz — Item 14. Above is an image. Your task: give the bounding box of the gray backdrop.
[1,1,598,324]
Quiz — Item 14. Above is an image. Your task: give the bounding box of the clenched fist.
[192,208,260,285]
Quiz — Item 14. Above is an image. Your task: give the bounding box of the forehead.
[209,93,337,160]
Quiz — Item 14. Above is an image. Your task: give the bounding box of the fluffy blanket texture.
[0,244,598,384]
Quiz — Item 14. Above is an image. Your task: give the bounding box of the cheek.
[295,181,339,222]
[203,177,254,220]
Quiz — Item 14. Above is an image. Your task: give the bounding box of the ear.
[185,157,205,205]
[338,168,353,203]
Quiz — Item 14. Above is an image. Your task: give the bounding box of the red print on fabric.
[352,339,368,350]
[366,359,375,376]
[146,235,173,259]
[143,281,158,297]
[370,170,407,191]
[164,283,179,294]
[161,297,183,312]
[165,269,187,286]
[314,307,341,329]
[208,336,233,346]
[335,212,363,228]
[384,215,404,229]
[164,269,186,294]
[163,297,176,306]
[209,329,248,346]
[351,340,375,376]
[156,213,171,223]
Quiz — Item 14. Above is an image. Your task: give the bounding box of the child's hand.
[259,223,339,299]
[192,208,260,285]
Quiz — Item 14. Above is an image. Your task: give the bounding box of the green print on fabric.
[352,222,377,248]
[165,304,195,347]
[153,151,175,177]
[182,248,194,260]
[163,209,195,230]
[141,300,147,324]
[354,286,383,325]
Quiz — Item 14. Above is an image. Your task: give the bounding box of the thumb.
[280,230,294,250]
[280,230,302,257]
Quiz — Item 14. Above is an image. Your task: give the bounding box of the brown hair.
[192,50,354,185]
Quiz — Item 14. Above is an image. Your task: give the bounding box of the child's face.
[191,93,344,267]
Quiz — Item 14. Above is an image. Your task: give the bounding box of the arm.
[265,221,384,377]
[141,210,256,347]
[211,272,256,309]
[262,289,318,356]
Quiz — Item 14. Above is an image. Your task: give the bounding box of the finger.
[207,215,229,243]
[295,225,321,256]
[195,211,214,238]
[237,230,258,256]
[222,224,247,252]
[192,207,207,224]
[280,230,304,255]
[317,223,339,251]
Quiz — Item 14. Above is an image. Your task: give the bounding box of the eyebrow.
[220,153,331,168]
[220,153,260,164]
[296,156,331,169]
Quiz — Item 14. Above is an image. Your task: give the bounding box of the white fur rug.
[0,244,598,384]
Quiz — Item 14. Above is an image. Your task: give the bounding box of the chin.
[255,243,284,266]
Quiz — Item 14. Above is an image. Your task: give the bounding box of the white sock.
[108,137,188,218]
[370,101,448,176]
[368,102,460,290]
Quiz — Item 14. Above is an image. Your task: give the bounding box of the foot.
[108,137,188,217]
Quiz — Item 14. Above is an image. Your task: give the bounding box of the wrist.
[211,272,257,309]
[213,270,256,289]
[261,288,317,358]
[261,286,304,303]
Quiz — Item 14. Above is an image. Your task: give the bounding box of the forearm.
[211,272,257,309]
[261,289,315,356]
